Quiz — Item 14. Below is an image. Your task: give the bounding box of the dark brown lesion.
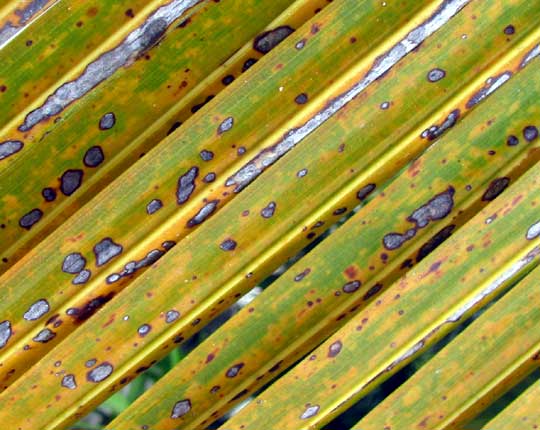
[253,26,295,54]
[68,293,115,324]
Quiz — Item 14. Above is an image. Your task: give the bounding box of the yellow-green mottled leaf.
[480,378,540,430]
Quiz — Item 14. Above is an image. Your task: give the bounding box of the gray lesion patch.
[260,201,276,218]
[17,0,204,132]
[421,109,460,141]
[407,187,455,228]
[83,146,105,167]
[15,0,53,24]
[23,299,50,321]
[225,0,471,192]
[520,43,540,69]
[526,221,540,240]
[0,320,12,348]
[300,404,320,420]
[382,187,455,251]
[383,229,416,251]
[217,117,234,134]
[146,199,163,215]
[0,140,23,160]
[466,72,512,109]
[87,362,114,382]
[177,166,198,204]
[220,238,237,251]
[61,374,77,390]
[225,363,244,378]
[93,237,123,266]
[253,26,294,54]
[99,112,116,130]
[171,399,191,419]
[427,68,446,82]
[187,200,219,227]
[165,310,180,323]
[105,248,166,284]
[60,169,83,196]
[33,328,56,343]
[72,269,91,285]
[62,252,86,274]
[0,0,53,48]
[19,208,43,229]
